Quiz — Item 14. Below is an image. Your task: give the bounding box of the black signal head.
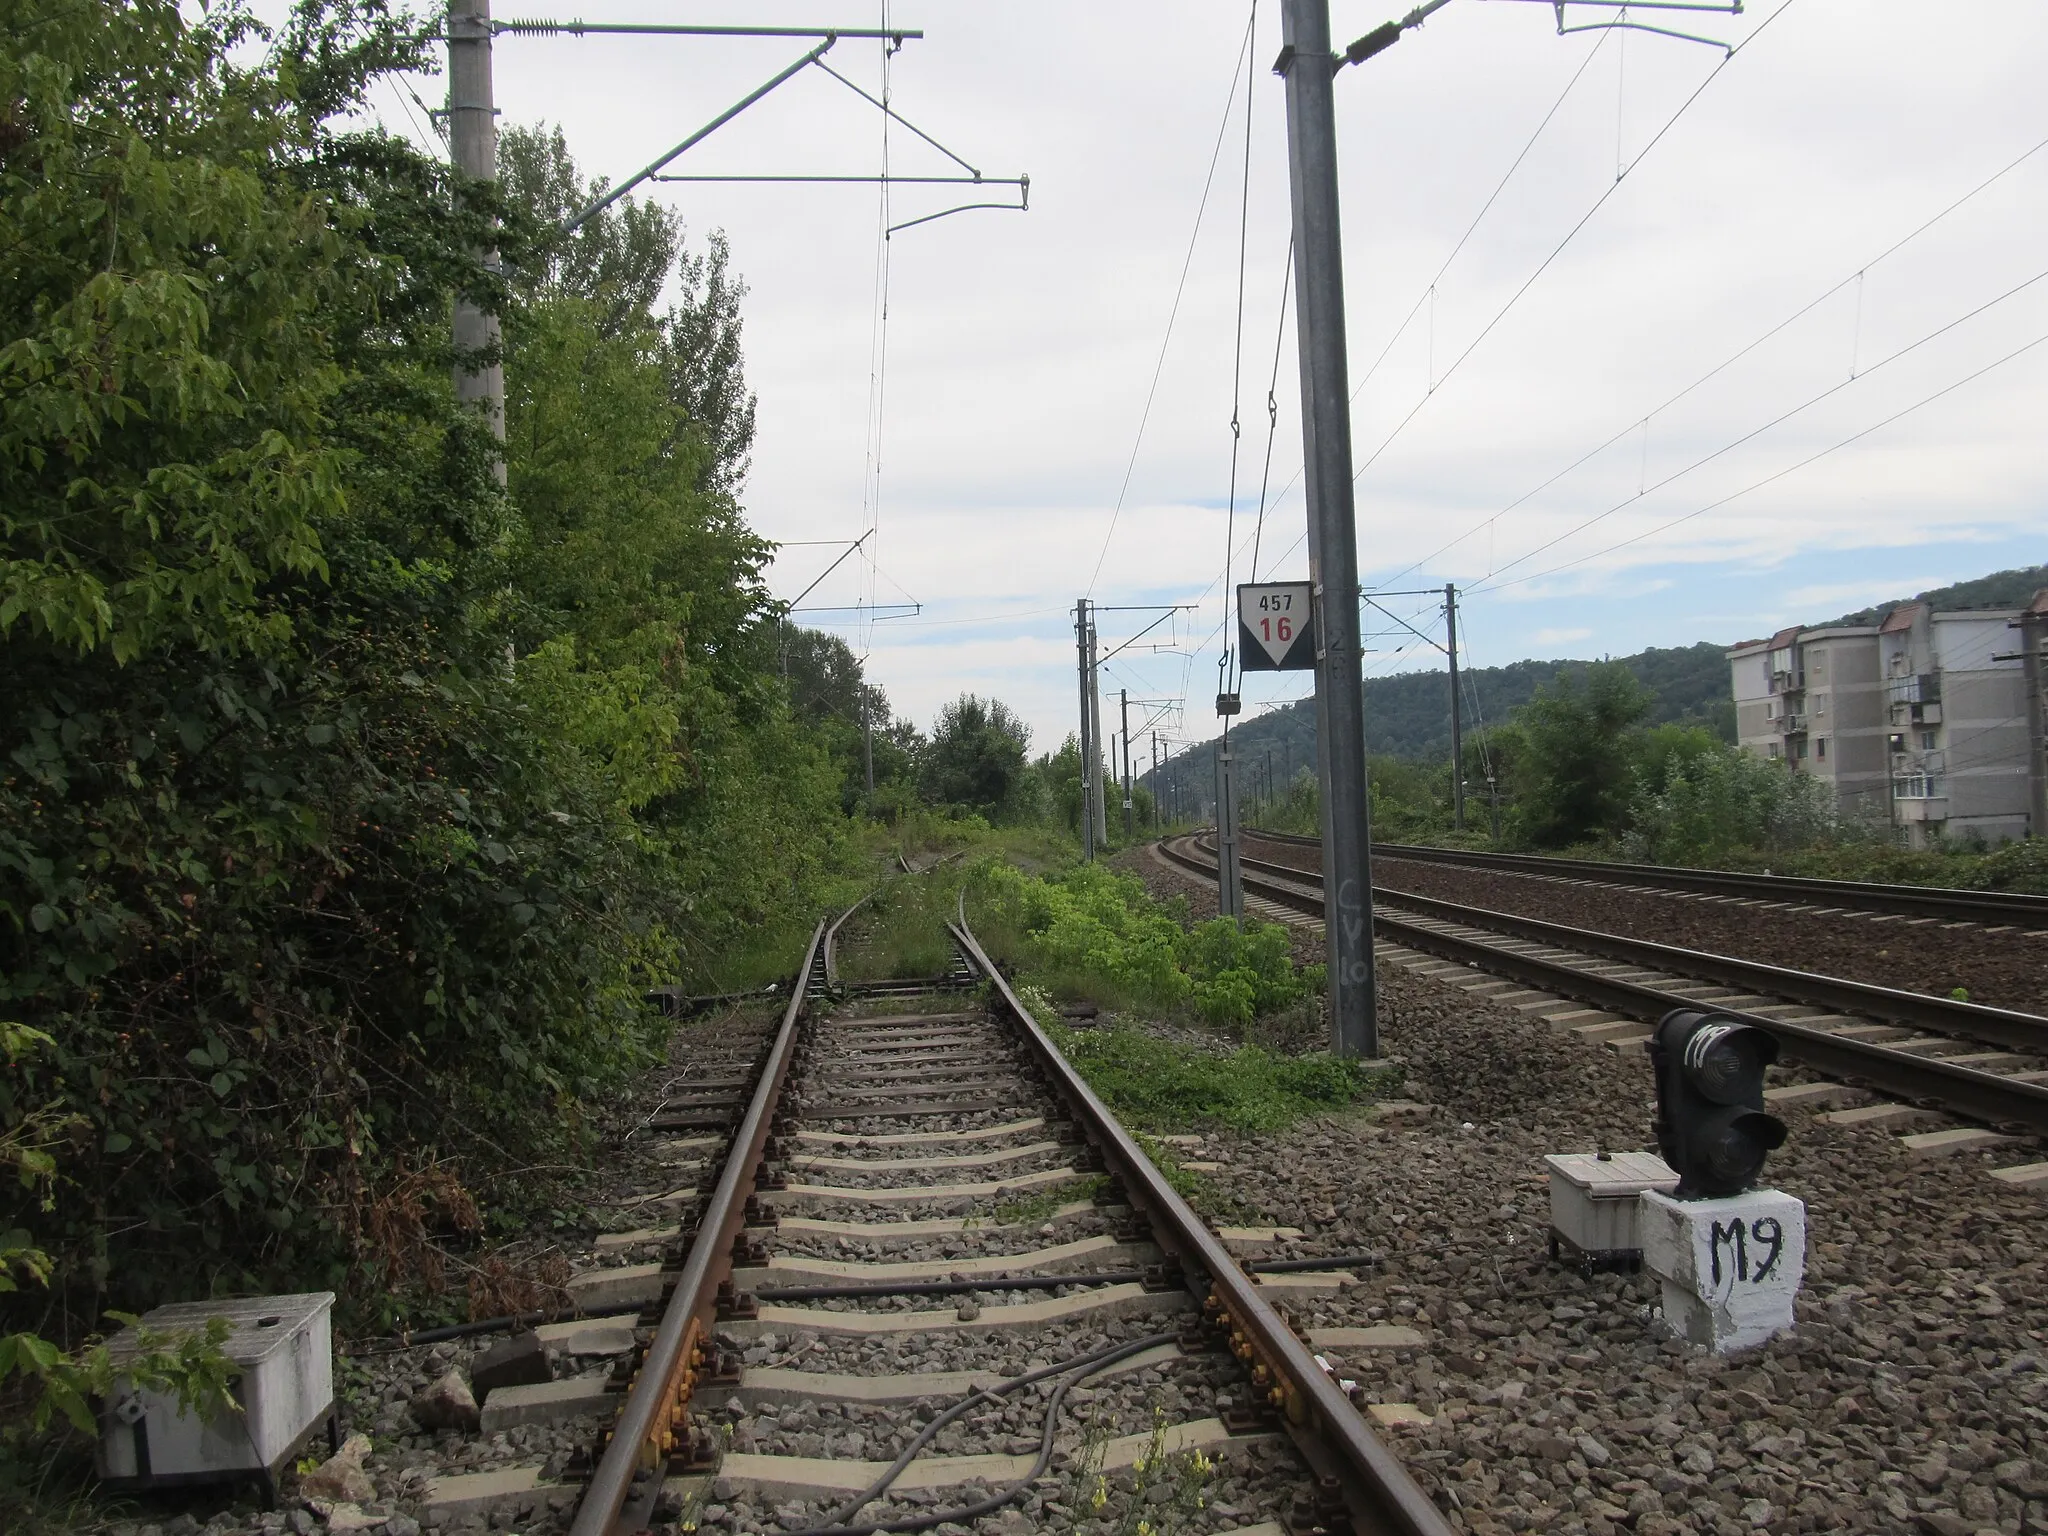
[1650,1009,1789,1200]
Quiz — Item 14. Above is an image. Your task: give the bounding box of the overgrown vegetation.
[1242,657,2045,891]
[950,859,1381,1136]
[0,0,868,1403]
[972,862,1317,1026]
[0,6,1218,1442]
[1044,1023,1389,1135]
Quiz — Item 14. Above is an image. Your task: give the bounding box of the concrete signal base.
[1639,1188,1806,1354]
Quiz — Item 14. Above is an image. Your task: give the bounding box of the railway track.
[1239,825,2048,931]
[509,898,1462,1536]
[1157,834,2048,1167]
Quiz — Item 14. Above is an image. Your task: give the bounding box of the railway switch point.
[1640,1187,1807,1354]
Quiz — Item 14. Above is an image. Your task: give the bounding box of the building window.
[1814,692,1829,714]
[1919,729,1938,750]
[1817,737,1828,760]
[1793,738,1809,760]
[1768,742,1781,760]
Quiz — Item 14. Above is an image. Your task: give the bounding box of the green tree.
[922,694,1030,817]
[1036,736,1085,832]
[0,0,847,1369]
[499,124,756,496]
[1510,662,1655,847]
[1624,744,1847,865]
[778,627,919,812]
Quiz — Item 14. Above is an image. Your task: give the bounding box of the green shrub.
[969,860,1315,1026]
[1046,1022,1387,1134]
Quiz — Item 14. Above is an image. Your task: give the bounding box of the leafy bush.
[0,0,849,1351]
[971,861,1314,1024]
[1622,742,1861,865]
[1179,918,1315,1026]
[1045,1022,1387,1134]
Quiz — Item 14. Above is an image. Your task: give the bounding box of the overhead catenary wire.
[1473,324,2048,594]
[1084,8,1257,598]
[1468,261,2048,590]
[1252,0,1802,584]
[856,9,895,668]
[1347,0,1805,488]
[1220,0,1259,694]
[1345,25,1613,425]
[1380,123,2048,590]
[1248,241,1294,583]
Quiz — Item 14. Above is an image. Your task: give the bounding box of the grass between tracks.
[1037,1009,1395,1137]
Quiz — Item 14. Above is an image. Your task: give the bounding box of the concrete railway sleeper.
[1156,836,2048,1179]
[539,900,1459,1536]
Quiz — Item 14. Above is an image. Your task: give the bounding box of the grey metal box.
[97,1291,336,1494]
[1545,1151,1678,1264]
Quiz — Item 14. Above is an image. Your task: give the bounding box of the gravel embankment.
[1182,960,2048,1536]
[1236,833,2048,1015]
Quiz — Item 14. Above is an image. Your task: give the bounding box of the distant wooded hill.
[1145,562,2048,798]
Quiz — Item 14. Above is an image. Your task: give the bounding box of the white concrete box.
[98,1291,336,1492]
[1639,1188,1806,1353]
[1544,1150,1679,1263]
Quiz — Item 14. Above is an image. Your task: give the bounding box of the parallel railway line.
[1158,835,2048,1152]
[1240,826,2048,931]
[551,901,1458,1536]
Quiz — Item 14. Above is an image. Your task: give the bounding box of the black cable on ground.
[784,1331,1181,1536]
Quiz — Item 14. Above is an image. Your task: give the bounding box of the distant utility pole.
[1446,582,1464,831]
[863,694,875,798]
[1151,733,1160,829]
[1089,618,1108,847]
[1075,600,1096,860]
[1214,741,1244,921]
[2018,595,2048,837]
[1279,0,1376,1056]
[448,0,506,469]
[1120,690,1135,839]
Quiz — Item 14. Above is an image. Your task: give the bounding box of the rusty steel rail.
[1161,837,2048,1137]
[820,894,871,988]
[1206,837,2048,1054]
[568,917,827,1536]
[946,917,1458,1536]
[1239,825,2048,929]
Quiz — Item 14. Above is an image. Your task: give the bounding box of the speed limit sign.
[1237,582,1315,672]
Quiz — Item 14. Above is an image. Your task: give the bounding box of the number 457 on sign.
[1237,582,1316,672]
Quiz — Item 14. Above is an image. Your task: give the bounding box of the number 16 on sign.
[1237,582,1316,672]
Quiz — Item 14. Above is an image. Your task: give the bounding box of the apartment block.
[1728,597,2044,848]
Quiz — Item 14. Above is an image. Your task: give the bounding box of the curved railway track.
[553,900,1457,1536]
[1240,826,2048,930]
[1158,834,2048,1149]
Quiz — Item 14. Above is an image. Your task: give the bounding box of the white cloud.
[294,0,2048,753]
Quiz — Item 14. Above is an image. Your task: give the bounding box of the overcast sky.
[331,0,2046,759]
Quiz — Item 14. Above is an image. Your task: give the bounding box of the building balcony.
[1893,773,1946,802]
[1778,714,1808,734]
[1886,672,1941,706]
